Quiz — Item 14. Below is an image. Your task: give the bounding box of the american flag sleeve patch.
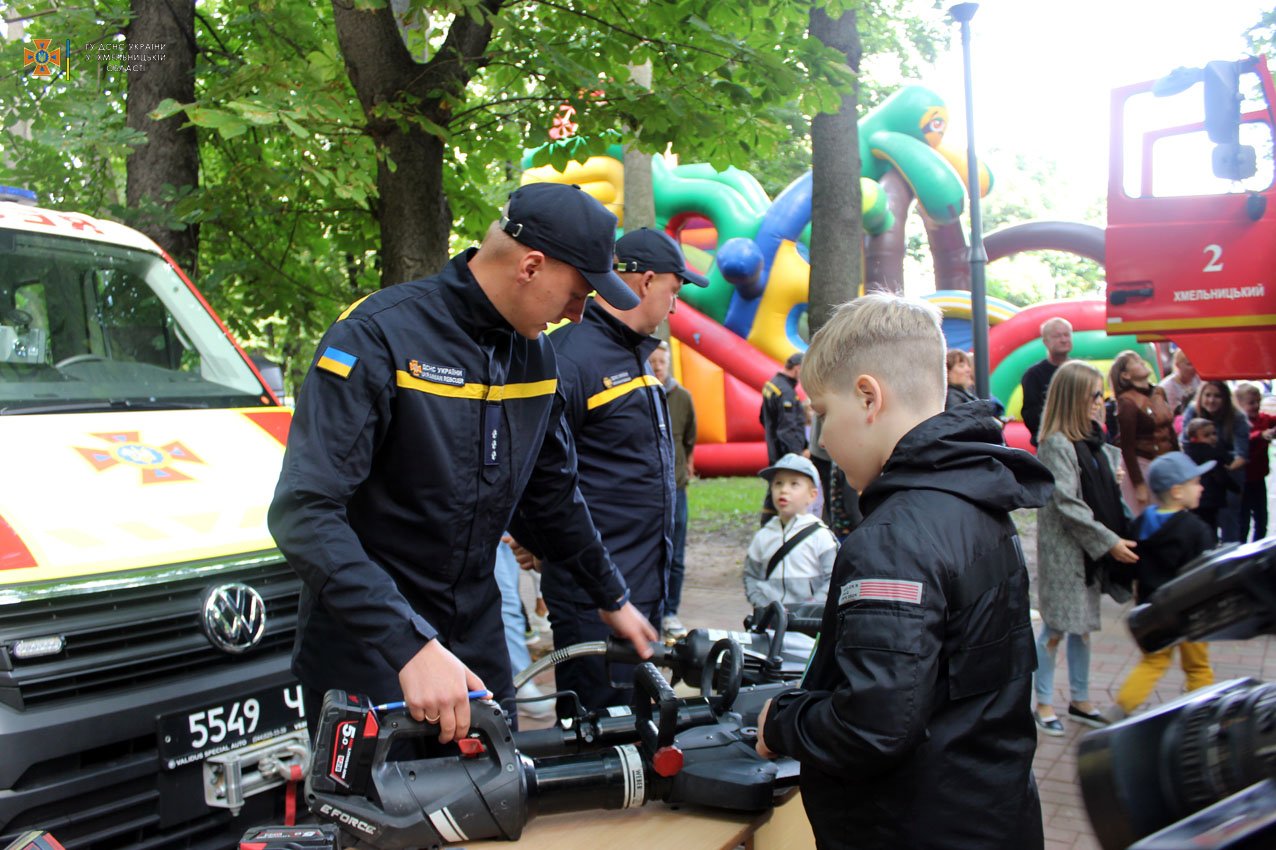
[839,578,924,606]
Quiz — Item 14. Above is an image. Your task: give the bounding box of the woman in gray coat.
[1034,361,1140,735]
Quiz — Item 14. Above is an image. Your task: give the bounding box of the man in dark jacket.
[269,184,657,744]
[1020,316,1072,447]
[757,294,1051,849]
[649,341,697,638]
[542,227,707,709]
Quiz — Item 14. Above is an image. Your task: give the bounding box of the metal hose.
[513,640,608,689]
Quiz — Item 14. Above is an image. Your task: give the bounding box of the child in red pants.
[1235,383,1276,542]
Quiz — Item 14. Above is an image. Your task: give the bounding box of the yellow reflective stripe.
[338,293,372,321]
[395,371,557,401]
[1107,314,1276,333]
[587,374,661,411]
[493,378,559,400]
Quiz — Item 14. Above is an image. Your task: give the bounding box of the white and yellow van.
[0,189,306,849]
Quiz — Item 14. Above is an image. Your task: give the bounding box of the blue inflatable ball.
[716,237,765,296]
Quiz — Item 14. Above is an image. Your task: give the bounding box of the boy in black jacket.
[1113,452,1218,717]
[1183,417,1239,532]
[754,294,1052,850]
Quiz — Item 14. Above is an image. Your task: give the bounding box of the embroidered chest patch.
[602,370,632,389]
[838,578,924,606]
[408,359,466,386]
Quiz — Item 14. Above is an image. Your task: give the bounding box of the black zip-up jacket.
[269,251,629,705]
[763,402,1053,849]
[1132,509,1216,603]
[760,371,807,462]
[541,299,674,607]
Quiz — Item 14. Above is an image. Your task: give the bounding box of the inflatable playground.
[521,85,1160,476]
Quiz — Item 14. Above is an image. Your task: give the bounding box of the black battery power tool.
[305,661,798,849]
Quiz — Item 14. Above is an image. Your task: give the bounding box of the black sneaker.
[1068,704,1111,729]
[1034,712,1065,737]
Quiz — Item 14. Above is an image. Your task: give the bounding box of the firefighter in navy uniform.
[268,184,657,745]
[759,352,808,524]
[761,352,808,463]
[539,228,708,710]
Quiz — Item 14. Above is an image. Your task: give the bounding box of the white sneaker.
[662,614,687,638]
[517,680,556,721]
[529,610,551,635]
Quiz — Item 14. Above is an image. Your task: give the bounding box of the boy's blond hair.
[802,293,946,412]
[1234,382,1262,403]
[1038,360,1103,442]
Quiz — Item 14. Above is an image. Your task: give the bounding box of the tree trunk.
[807,5,861,337]
[622,61,656,233]
[332,0,502,287]
[125,0,198,275]
[863,169,912,294]
[924,216,972,291]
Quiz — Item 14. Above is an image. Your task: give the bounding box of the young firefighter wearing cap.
[537,227,709,711]
[743,453,839,611]
[1112,451,1219,718]
[269,184,658,744]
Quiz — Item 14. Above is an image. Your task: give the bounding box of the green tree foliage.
[2,2,138,213]
[1246,8,1275,55]
[2,0,943,389]
[979,147,1104,305]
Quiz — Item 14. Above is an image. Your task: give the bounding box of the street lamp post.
[948,2,990,399]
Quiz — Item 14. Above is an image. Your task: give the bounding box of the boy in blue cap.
[1113,451,1218,717]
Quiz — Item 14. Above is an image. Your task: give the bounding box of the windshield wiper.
[0,399,212,415]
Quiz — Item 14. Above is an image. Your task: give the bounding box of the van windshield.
[0,230,268,413]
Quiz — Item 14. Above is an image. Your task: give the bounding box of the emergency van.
[0,189,306,849]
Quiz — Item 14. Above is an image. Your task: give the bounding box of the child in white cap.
[743,453,838,610]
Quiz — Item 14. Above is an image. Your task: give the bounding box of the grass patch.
[687,476,763,533]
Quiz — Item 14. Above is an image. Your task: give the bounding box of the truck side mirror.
[1203,60,1241,144]
[1212,143,1257,181]
[250,355,286,398]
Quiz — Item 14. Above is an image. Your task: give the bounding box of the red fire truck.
[1106,55,1276,379]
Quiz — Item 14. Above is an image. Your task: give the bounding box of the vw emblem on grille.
[200,582,267,654]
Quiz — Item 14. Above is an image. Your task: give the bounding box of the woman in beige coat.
[1034,361,1139,735]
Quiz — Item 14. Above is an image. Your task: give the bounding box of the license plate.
[157,683,307,769]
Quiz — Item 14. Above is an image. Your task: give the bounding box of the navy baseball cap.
[758,453,819,488]
[613,228,710,287]
[502,183,639,310]
[1147,451,1216,495]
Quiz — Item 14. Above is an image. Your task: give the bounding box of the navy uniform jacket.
[268,251,629,705]
[760,372,807,462]
[541,299,674,608]
[763,404,1051,849]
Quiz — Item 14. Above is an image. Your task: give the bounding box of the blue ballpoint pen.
[373,690,493,714]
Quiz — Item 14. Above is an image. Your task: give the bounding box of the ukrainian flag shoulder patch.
[317,346,358,379]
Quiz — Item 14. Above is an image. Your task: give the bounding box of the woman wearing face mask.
[1180,381,1249,542]
[1109,351,1176,515]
